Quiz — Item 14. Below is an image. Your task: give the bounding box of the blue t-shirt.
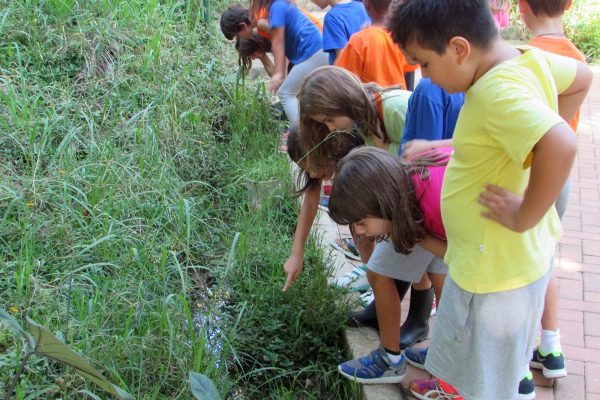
[323,1,370,64]
[398,78,465,156]
[269,0,323,65]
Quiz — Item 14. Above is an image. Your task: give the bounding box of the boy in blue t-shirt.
[311,0,371,64]
[398,77,464,159]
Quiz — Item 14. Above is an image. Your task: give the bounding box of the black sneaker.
[529,348,567,379]
[518,371,535,400]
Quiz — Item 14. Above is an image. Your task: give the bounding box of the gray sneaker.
[338,346,406,384]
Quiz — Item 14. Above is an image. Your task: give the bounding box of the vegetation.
[0,1,352,398]
[502,0,600,63]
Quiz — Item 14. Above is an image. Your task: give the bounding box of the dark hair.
[287,123,320,195]
[525,0,569,17]
[368,0,392,16]
[220,5,251,40]
[235,33,270,74]
[329,147,447,254]
[387,0,498,54]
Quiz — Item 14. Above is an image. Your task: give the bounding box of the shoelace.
[435,382,463,400]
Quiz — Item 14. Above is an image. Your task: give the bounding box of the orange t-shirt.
[253,7,323,40]
[335,26,411,88]
[528,36,586,132]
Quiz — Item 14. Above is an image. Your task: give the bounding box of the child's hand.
[282,255,303,291]
[402,139,434,160]
[479,184,524,232]
[269,72,284,95]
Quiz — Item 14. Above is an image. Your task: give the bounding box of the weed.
[0,0,353,398]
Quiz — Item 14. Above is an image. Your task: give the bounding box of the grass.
[0,1,353,398]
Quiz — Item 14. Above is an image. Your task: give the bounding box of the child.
[249,0,328,124]
[236,34,274,76]
[328,146,450,384]
[489,0,510,29]
[311,0,371,64]
[335,0,414,88]
[399,77,464,160]
[387,0,591,398]
[299,66,411,158]
[220,4,322,41]
[282,123,368,291]
[520,0,587,384]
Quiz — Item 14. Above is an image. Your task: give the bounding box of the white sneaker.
[359,290,374,307]
[331,264,370,292]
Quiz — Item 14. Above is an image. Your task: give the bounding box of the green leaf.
[26,318,133,400]
[0,308,35,348]
[189,372,221,400]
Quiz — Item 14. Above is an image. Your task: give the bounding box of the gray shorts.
[425,263,553,399]
[367,240,448,282]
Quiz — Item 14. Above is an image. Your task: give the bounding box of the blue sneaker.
[405,346,428,370]
[338,346,406,384]
[530,348,567,379]
[518,371,535,400]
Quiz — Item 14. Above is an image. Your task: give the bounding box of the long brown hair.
[235,33,270,75]
[329,147,445,254]
[298,66,402,173]
[288,123,365,195]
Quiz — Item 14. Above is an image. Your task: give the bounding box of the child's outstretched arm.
[268,26,287,94]
[258,53,275,76]
[480,122,576,232]
[283,182,321,291]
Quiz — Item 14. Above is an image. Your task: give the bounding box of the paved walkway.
[317,67,600,399]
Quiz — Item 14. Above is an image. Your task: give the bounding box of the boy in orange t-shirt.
[519,0,587,385]
[334,0,417,88]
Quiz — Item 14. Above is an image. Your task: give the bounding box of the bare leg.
[367,269,401,352]
[541,272,559,331]
[427,272,446,304]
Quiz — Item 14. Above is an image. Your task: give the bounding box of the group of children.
[220,0,592,398]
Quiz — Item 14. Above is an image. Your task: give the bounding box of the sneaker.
[318,195,329,212]
[329,237,361,261]
[405,347,428,370]
[530,348,567,379]
[338,346,406,384]
[409,378,463,399]
[430,295,437,317]
[517,371,535,400]
[358,290,374,307]
[331,264,370,292]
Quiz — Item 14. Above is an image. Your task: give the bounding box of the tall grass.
[0,0,351,398]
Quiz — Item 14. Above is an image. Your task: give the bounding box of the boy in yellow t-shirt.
[388,0,592,399]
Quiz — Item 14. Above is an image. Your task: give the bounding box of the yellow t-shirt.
[441,46,577,294]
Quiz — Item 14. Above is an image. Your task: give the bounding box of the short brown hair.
[525,0,569,17]
[220,5,251,40]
